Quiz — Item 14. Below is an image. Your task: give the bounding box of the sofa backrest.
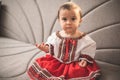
[0,0,120,80]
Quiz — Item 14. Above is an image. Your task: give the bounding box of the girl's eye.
[71,17,76,21]
[62,18,67,21]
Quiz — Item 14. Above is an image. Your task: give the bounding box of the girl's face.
[59,9,82,35]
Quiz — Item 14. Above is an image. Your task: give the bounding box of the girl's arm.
[78,37,96,67]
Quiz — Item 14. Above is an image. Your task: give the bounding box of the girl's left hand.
[35,43,49,53]
[78,60,87,67]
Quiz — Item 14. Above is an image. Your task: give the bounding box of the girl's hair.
[58,2,82,19]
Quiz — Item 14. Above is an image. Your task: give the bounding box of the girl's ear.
[80,19,82,23]
[57,17,60,21]
[58,19,60,23]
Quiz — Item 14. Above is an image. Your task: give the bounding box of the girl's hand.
[35,42,49,53]
[78,60,87,67]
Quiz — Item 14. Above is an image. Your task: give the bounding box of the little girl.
[27,2,100,80]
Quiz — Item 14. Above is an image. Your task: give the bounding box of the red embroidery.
[63,39,77,62]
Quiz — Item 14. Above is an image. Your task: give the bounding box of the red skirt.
[27,55,100,80]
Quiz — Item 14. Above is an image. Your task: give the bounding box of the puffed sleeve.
[79,36,96,63]
[45,32,56,55]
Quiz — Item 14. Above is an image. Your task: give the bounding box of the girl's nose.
[66,20,71,24]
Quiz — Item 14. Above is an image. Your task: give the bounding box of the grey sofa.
[0,0,120,80]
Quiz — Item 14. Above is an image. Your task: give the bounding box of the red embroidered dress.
[27,31,100,80]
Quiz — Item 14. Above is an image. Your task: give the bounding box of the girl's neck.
[60,30,82,38]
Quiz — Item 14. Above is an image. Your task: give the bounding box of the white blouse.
[45,32,96,64]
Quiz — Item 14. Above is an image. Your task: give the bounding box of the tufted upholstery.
[0,0,120,80]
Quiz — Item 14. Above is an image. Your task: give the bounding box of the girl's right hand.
[35,42,49,53]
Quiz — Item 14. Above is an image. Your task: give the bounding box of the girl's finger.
[82,61,87,67]
[35,43,39,47]
[41,42,45,45]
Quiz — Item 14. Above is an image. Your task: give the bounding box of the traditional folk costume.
[27,31,100,80]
